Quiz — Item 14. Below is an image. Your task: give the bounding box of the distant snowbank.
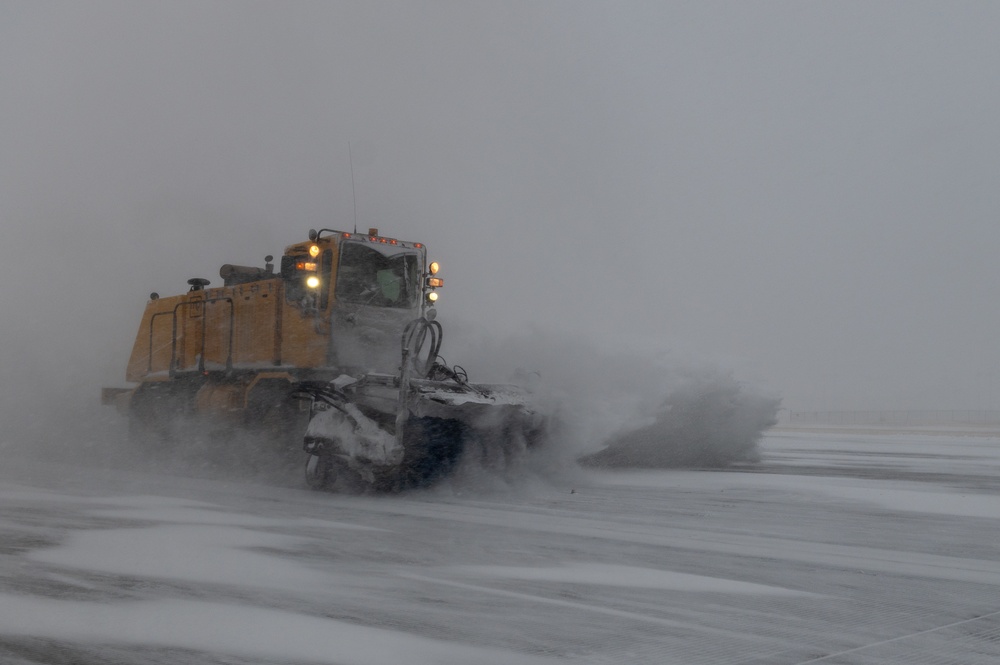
[788,409,1000,429]
[771,424,1000,437]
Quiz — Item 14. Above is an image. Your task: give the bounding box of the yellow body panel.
[126,236,345,383]
[118,231,424,423]
[126,283,334,380]
[194,381,245,414]
[125,294,187,381]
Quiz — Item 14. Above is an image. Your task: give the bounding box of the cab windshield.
[336,243,421,308]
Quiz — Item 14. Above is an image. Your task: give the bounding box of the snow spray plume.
[437,397,549,495]
[1,369,307,487]
[580,369,780,468]
[444,323,780,474]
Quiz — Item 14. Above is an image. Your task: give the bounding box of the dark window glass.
[281,254,317,304]
[336,244,420,308]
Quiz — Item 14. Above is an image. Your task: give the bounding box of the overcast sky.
[2,1,999,419]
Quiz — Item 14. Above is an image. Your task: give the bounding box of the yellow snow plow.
[104,228,544,490]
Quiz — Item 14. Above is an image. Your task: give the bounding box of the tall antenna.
[349,141,358,234]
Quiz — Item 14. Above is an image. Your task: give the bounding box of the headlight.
[306,276,320,289]
[309,244,320,258]
[429,261,440,275]
[426,291,439,303]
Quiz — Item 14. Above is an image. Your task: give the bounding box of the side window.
[281,254,318,304]
[280,256,300,302]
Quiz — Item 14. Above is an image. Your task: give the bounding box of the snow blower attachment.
[102,228,543,491]
[298,317,544,491]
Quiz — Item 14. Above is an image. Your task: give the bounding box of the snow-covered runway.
[2,429,1000,664]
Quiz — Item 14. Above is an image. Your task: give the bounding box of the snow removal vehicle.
[102,228,544,491]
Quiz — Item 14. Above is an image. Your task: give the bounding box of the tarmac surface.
[2,428,1000,664]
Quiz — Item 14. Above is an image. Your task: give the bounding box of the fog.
[2,1,1000,445]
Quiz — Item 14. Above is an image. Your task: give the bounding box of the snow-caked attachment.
[298,317,545,492]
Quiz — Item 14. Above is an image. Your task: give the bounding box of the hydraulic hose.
[401,317,443,379]
[395,316,442,447]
